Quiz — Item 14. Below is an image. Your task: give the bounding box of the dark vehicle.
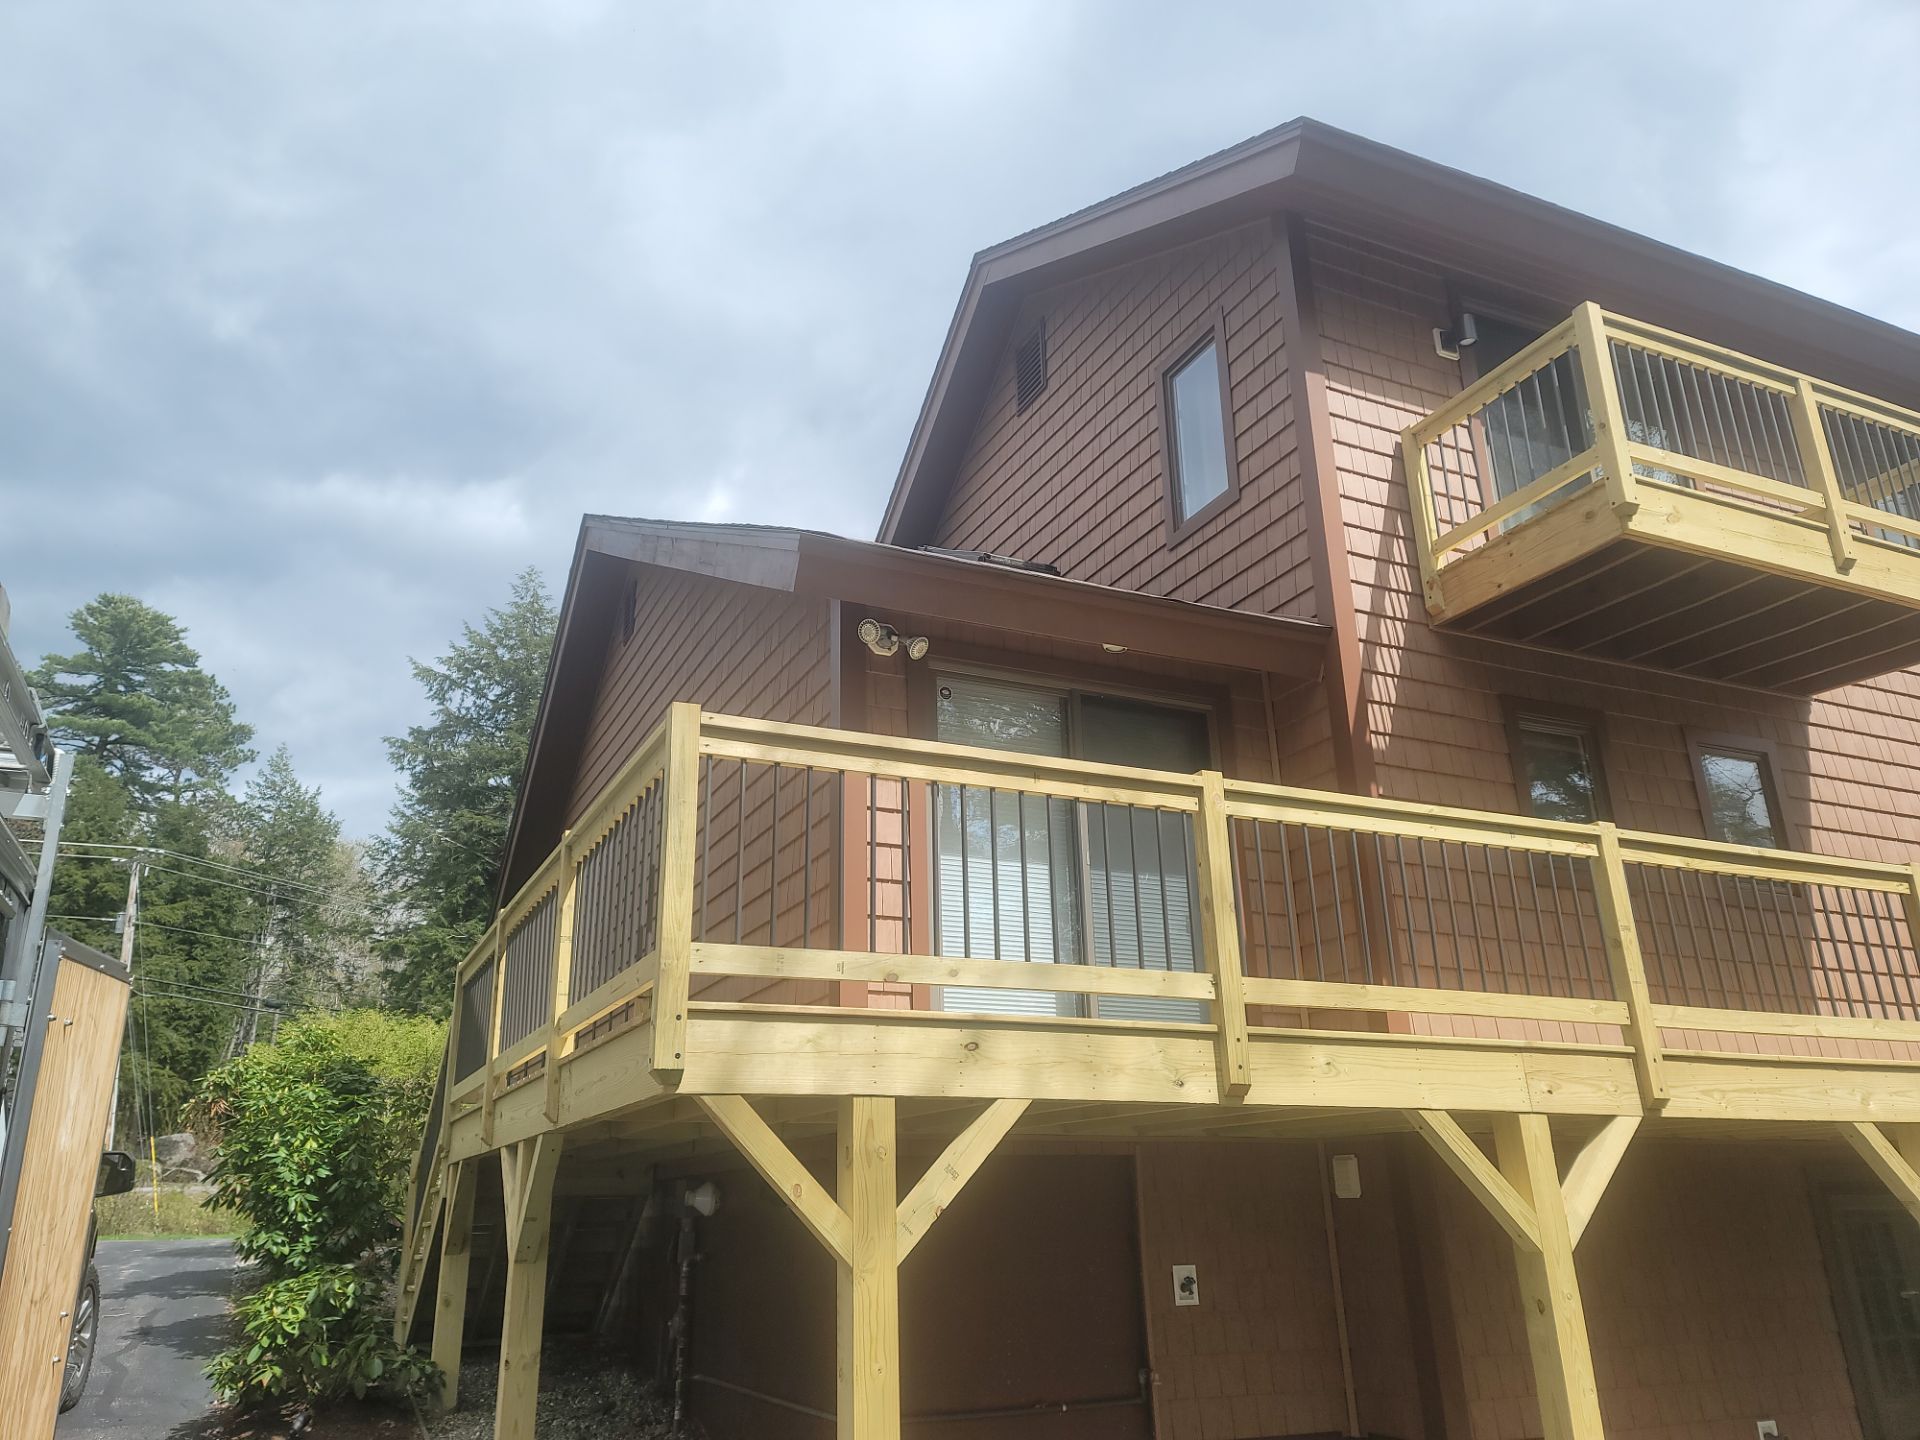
[61,1151,137,1413]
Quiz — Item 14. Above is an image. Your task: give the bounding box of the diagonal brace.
[896,1099,1029,1260]
[1408,1110,1541,1254]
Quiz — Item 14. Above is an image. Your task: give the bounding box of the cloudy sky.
[4,1,1917,838]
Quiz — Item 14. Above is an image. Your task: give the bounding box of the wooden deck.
[1403,304,1920,691]
[400,704,1920,1440]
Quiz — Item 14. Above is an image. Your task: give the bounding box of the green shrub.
[190,1010,445,1407]
[205,1264,436,1402]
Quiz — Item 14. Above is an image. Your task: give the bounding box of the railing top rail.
[698,711,1206,810]
[1406,316,1579,446]
[1595,309,1803,394]
[1808,375,1920,439]
[1615,828,1914,890]
[1221,775,1601,855]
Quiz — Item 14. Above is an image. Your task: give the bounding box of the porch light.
[857,618,930,661]
[1432,310,1478,360]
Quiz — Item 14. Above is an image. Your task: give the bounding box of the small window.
[1161,322,1236,530]
[1689,737,1787,848]
[1505,701,1610,823]
[1014,318,1047,413]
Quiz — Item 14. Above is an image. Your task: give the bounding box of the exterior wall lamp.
[857,617,930,661]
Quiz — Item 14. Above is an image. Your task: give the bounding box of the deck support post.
[432,1160,478,1411]
[837,1096,900,1440]
[494,1134,562,1440]
[1492,1114,1605,1440]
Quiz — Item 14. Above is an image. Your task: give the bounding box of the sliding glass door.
[932,674,1209,1024]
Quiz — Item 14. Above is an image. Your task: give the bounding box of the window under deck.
[1403,304,1920,693]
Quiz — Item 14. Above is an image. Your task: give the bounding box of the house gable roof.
[498,516,1329,894]
[877,117,1920,547]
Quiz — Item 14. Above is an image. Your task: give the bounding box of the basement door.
[931,673,1210,1024]
[1821,1189,1920,1440]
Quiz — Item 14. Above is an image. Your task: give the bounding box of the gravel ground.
[425,1353,679,1440]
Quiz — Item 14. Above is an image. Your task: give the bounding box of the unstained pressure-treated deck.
[400,704,1920,1440]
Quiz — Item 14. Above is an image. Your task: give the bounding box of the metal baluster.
[1348,830,1373,984]
[1302,823,1326,982]
[1324,828,1350,983]
[1276,820,1302,980]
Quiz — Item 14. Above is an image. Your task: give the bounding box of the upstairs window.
[1161,319,1237,532]
[1689,736,1787,848]
[1505,701,1611,823]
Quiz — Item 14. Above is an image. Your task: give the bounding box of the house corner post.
[1492,1114,1605,1440]
[837,1096,900,1440]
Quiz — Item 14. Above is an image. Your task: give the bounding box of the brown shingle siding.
[932,226,1315,624]
[1307,220,1920,868]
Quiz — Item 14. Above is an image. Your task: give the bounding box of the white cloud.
[2,0,1916,836]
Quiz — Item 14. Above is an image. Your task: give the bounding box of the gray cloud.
[3,0,1916,835]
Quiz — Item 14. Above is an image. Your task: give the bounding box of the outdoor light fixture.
[1432,310,1479,361]
[857,617,930,661]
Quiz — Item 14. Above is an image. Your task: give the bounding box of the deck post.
[837,1096,900,1440]
[651,702,702,1080]
[1492,1114,1605,1440]
[1790,376,1858,573]
[432,1160,478,1411]
[1194,772,1252,1099]
[545,829,578,1124]
[495,1135,562,1440]
[1571,302,1637,516]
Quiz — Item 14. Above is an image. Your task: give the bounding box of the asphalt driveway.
[56,1238,235,1439]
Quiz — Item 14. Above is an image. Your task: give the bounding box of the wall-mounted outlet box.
[1331,1153,1362,1199]
[1756,1422,1778,1438]
[1172,1264,1199,1307]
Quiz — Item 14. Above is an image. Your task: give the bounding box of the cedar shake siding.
[561,565,832,826]
[562,563,834,1006]
[1305,221,1920,1057]
[932,225,1316,625]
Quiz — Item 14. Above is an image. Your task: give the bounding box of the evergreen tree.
[42,757,140,958]
[33,594,254,807]
[229,747,348,1038]
[376,569,555,1013]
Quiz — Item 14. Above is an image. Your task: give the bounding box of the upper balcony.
[1403,304,1920,693]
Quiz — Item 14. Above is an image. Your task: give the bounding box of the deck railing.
[1402,302,1920,605]
[440,705,1920,1139]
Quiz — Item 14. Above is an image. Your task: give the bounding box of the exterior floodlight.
[858,618,931,661]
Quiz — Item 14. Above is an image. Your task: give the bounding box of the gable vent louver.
[1014,318,1048,413]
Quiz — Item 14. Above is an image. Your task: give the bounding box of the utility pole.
[104,861,140,1150]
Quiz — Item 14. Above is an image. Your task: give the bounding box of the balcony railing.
[439,705,1920,1145]
[1401,304,1920,690]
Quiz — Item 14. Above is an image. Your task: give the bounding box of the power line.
[43,840,357,901]
[25,840,368,910]
[132,987,283,1016]
[49,914,262,948]
[129,974,284,1007]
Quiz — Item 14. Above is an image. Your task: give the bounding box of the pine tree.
[376,569,555,1013]
[33,594,254,807]
[230,747,348,1034]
